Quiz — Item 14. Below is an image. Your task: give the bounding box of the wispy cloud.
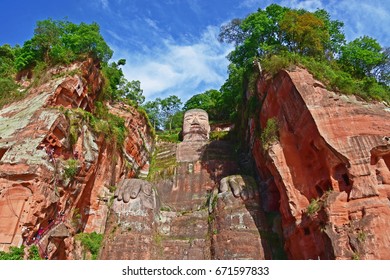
[99,0,110,10]
[326,0,390,45]
[281,0,323,11]
[112,26,232,102]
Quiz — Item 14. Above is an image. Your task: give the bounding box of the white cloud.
[99,0,110,10]
[239,0,263,8]
[144,18,159,31]
[113,25,233,102]
[327,0,390,45]
[281,0,323,11]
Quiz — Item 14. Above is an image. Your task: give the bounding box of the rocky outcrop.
[0,59,153,259]
[247,67,390,259]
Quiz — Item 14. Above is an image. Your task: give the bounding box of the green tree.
[280,10,329,57]
[15,19,113,70]
[32,19,63,62]
[373,47,390,86]
[160,95,182,132]
[166,110,184,131]
[219,64,245,121]
[339,36,386,78]
[120,80,145,105]
[183,89,221,121]
[0,246,25,260]
[143,99,161,130]
[313,9,345,57]
[220,4,290,67]
[0,44,16,76]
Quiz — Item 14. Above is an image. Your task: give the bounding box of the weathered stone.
[249,67,390,259]
[0,59,153,259]
[211,175,270,260]
[182,109,210,142]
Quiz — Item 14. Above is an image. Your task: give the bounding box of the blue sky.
[1,0,389,103]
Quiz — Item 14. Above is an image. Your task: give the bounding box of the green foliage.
[307,198,321,216]
[0,44,16,77]
[209,130,230,141]
[219,64,245,121]
[66,104,127,149]
[0,246,25,260]
[260,118,278,150]
[259,52,389,103]
[101,60,145,104]
[142,99,162,130]
[75,232,103,260]
[166,110,184,132]
[280,10,329,57]
[64,159,79,180]
[357,230,367,243]
[16,19,113,70]
[71,208,82,229]
[0,44,24,108]
[261,53,297,76]
[156,128,182,143]
[28,245,42,260]
[339,36,386,79]
[219,4,343,67]
[217,3,389,121]
[144,95,182,132]
[183,89,222,121]
[160,95,182,132]
[0,78,22,109]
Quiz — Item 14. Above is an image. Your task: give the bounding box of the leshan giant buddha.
[182,109,210,142]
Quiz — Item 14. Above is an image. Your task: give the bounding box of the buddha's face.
[182,109,210,141]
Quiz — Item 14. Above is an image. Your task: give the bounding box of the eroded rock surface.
[248,67,390,259]
[0,59,153,259]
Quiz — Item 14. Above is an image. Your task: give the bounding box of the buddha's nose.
[191,117,200,125]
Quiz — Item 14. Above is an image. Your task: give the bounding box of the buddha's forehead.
[184,109,208,117]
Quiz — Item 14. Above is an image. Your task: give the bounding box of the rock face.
[247,67,390,259]
[0,59,153,259]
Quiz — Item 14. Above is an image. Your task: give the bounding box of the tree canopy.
[339,36,386,79]
[15,19,113,70]
[219,4,345,67]
[217,3,389,121]
[142,95,182,132]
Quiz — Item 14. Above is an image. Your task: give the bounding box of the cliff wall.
[0,59,153,259]
[247,67,390,259]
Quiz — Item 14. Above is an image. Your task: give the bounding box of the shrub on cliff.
[0,246,25,260]
[75,232,103,260]
[260,118,279,150]
[64,159,79,180]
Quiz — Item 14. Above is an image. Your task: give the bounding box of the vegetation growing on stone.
[306,198,321,216]
[65,105,127,148]
[63,159,79,180]
[0,246,25,260]
[28,245,42,260]
[75,232,103,260]
[260,118,279,150]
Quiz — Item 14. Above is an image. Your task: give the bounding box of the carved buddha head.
[182,109,210,141]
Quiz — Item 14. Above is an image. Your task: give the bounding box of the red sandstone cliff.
[0,59,153,259]
[247,67,390,259]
